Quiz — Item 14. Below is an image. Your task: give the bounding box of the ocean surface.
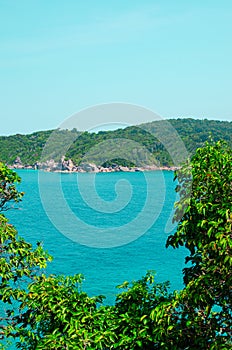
[7,169,187,304]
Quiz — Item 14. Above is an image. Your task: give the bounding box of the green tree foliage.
[9,274,113,349]
[0,165,51,346]
[0,163,24,211]
[6,272,173,350]
[163,140,232,348]
[0,215,50,306]
[0,130,53,165]
[112,273,172,349]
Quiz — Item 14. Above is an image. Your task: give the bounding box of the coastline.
[7,156,179,173]
[8,163,179,173]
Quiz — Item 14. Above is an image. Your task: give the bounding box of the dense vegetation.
[0,118,232,167]
[0,140,231,349]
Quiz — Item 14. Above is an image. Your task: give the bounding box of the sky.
[1,0,232,135]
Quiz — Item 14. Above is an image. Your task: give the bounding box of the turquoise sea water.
[6,170,187,305]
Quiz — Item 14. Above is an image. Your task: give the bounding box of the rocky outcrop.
[61,158,76,172]
[13,156,24,169]
[9,157,179,173]
[78,163,99,172]
[34,159,60,171]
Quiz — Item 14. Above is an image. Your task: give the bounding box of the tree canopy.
[164,140,232,348]
[0,163,24,211]
[0,164,51,348]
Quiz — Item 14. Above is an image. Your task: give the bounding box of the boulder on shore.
[13,156,24,169]
[78,163,99,172]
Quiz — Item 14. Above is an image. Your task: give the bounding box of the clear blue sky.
[1,0,232,135]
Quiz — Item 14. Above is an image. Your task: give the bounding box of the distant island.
[1,118,231,172]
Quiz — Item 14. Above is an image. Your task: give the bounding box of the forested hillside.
[0,118,231,167]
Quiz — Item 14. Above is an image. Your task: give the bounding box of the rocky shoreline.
[8,157,179,173]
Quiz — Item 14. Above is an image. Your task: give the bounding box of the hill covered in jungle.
[0,118,231,168]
